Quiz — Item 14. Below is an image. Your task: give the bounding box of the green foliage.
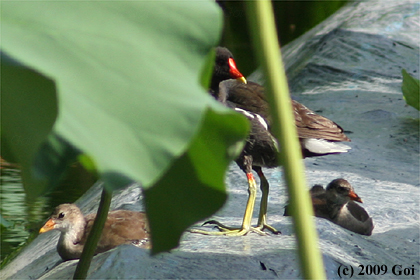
[402,69,420,111]
[220,0,347,76]
[246,1,325,279]
[75,189,113,279]
[77,154,98,174]
[1,54,58,197]
[200,48,217,89]
[1,0,249,257]
[145,109,248,254]
[0,216,12,229]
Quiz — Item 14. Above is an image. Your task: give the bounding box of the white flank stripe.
[234,108,269,131]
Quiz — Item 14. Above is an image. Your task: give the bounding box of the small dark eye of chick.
[58,212,65,219]
[337,187,347,193]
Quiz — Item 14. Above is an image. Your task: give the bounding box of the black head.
[210,47,246,93]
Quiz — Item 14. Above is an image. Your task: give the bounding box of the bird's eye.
[216,58,224,66]
[338,187,346,193]
[58,212,65,219]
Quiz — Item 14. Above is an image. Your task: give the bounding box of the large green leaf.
[402,69,420,111]
[1,1,250,253]
[145,108,248,254]
[1,53,58,195]
[1,1,226,192]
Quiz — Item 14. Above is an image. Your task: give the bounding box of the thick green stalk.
[245,1,326,279]
[73,187,113,279]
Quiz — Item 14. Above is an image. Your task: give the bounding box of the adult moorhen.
[284,178,374,236]
[39,204,150,261]
[191,47,351,236]
[210,47,247,97]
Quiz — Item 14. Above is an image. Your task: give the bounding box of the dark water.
[0,168,46,264]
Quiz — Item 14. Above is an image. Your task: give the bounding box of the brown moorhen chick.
[40,204,150,261]
[285,179,374,236]
[192,47,350,236]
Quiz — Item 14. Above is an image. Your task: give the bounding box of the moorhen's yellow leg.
[190,172,266,236]
[255,168,281,234]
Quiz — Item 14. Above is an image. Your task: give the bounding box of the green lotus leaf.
[2,1,249,253]
[402,69,420,111]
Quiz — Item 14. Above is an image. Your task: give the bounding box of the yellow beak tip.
[237,76,247,84]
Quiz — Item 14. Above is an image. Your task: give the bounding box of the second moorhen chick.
[284,179,374,236]
[40,204,150,261]
[192,47,351,236]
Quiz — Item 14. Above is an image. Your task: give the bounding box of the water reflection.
[0,162,96,264]
[0,168,46,263]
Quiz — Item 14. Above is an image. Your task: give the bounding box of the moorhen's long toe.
[192,47,351,237]
[285,179,374,236]
[40,204,150,261]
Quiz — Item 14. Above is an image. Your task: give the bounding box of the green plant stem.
[245,1,326,279]
[73,187,113,279]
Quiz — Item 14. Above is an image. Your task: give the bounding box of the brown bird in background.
[40,203,150,261]
[285,179,374,236]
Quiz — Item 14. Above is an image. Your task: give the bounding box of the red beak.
[228,58,247,83]
[348,190,363,203]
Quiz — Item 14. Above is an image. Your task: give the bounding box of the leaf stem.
[73,187,113,279]
[245,1,326,279]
